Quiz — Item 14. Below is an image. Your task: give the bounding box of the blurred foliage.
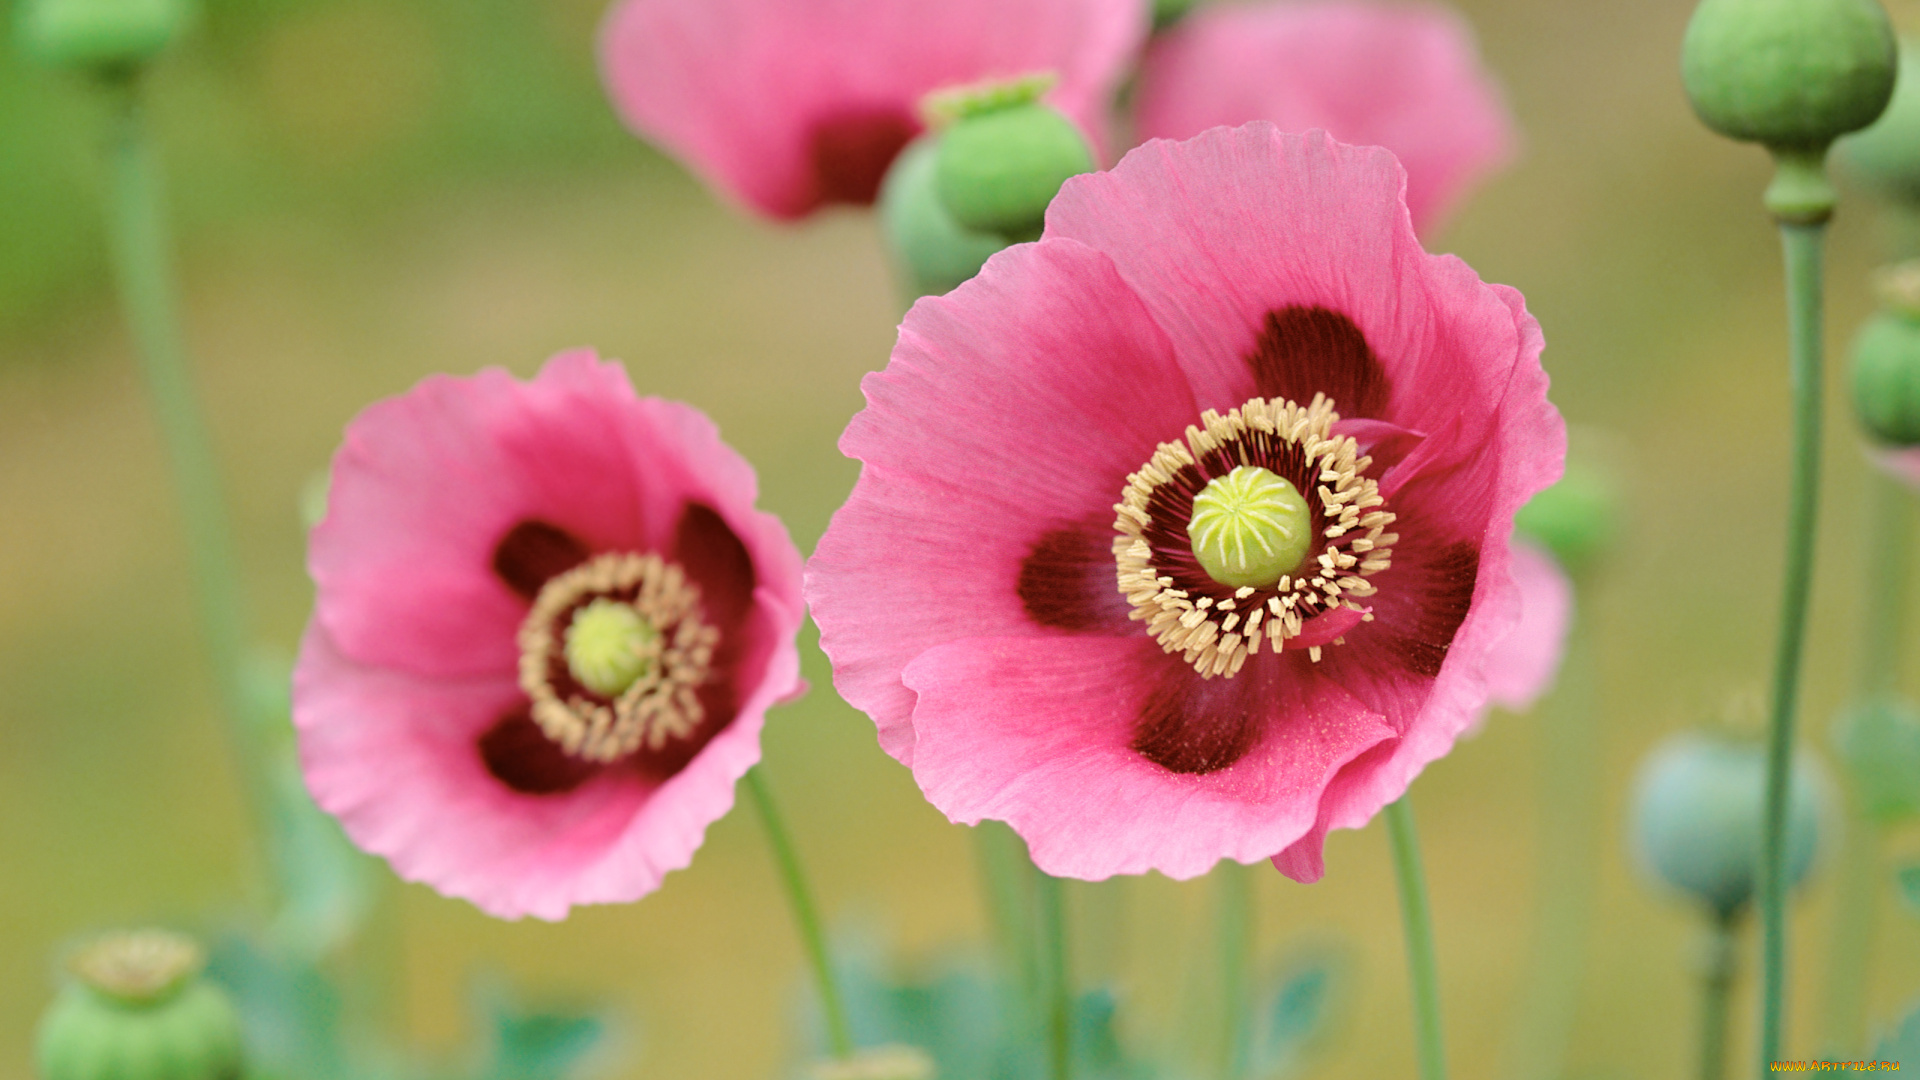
[0,0,653,344]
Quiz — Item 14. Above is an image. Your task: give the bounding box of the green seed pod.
[16,0,189,72]
[1839,41,1920,203]
[933,102,1095,242]
[35,931,243,1080]
[1514,454,1619,574]
[1681,0,1896,150]
[1850,307,1920,446]
[1832,696,1920,823]
[1630,731,1828,919]
[879,136,1010,299]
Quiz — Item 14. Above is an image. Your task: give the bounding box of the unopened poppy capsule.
[1840,41,1920,203]
[1681,0,1895,151]
[35,931,243,1080]
[16,0,188,71]
[1630,732,1827,918]
[879,136,1010,299]
[929,77,1097,241]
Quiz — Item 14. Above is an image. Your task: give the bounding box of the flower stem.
[101,73,274,834]
[1036,869,1072,1080]
[1501,613,1598,1080]
[744,767,854,1059]
[1701,908,1740,1080]
[1819,471,1909,1057]
[1758,218,1827,1078]
[974,823,1043,1020]
[1387,796,1446,1080]
[1217,859,1254,1080]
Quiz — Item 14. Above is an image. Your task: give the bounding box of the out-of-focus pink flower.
[1483,539,1572,713]
[806,125,1563,882]
[598,0,1145,220]
[294,351,804,920]
[1873,445,1920,490]
[1133,1,1516,235]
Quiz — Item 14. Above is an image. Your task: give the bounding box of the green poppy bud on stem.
[925,74,1096,242]
[1630,731,1828,919]
[1849,261,1920,444]
[1514,452,1619,574]
[35,931,243,1080]
[1839,41,1920,204]
[879,136,1010,299]
[16,0,189,72]
[1681,0,1897,221]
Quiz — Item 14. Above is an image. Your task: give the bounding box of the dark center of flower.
[1114,394,1397,678]
[517,551,718,763]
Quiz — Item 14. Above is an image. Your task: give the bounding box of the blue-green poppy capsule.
[879,136,1010,300]
[35,931,243,1080]
[931,95,1095,242]
[1681,0,1896,151]
[1630,731,1828,918]
[1839,41,1920,202]
[1850,273,1920,444]
[16,0,188,72]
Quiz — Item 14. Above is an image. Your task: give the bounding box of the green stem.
[1501,613,1598,1080]
[1036,869,1072,1080]
[744,768,854,1059]
[102,74,274,836]
[1217,860,1254,1080]
[974,823,1042,1021]
[1818,472,1908,1057]
[1388,796,1447,1080]
[1758,218,1828,1078]
[1701,908,1740,1080]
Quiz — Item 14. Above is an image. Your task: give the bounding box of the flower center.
[564,598,660,698]
[1187,465,1313,588]
[518,551,719,763]
[1114,394,1397,678]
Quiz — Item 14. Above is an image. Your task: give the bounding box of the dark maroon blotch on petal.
[1375,540,1479,678]
[1018,524,1131,633]
[808,109,919,207]
[1247,306,1390,419]
[493,520,591,600]
[478,710,600,795]
[673,502,757,633]
[1131,660,1268,774]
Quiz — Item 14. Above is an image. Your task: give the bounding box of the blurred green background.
[6,0,1920,1076]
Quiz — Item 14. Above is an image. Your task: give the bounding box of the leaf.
[1875,997,1920,1065]
[1832,697,1920,825]
[1256,945,1350,1079]
[204,932,352,1080]
[1896,863,1920,915]
[474,986,610,1080]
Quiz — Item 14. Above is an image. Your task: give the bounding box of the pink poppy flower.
[805,124,1563,882]
[598,0,1145,220]
[1133,0,1516,235]
[1483,539,1572,713]
[294,351,805,920]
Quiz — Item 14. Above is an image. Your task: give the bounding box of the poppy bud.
[1514,454,1618,574]
[879,136,1010,299]
[35,931,243,1080]
[1630,731,1827,918]
[16,0,188,72]
[927,76,1096,242]
[1681,0,1896,151]
[1839,41,1920,203]
[1850,280,1920,444]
